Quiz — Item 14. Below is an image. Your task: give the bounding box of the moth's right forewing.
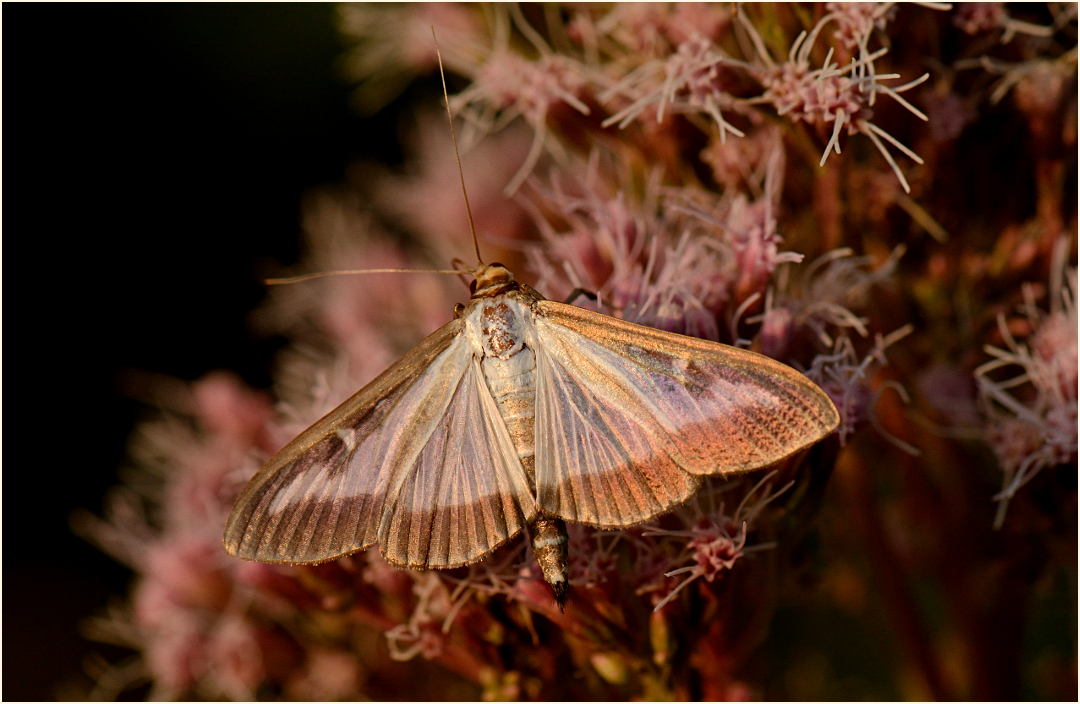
[532,301,840,527]
[223,317,466,564]
[532,330,703,528]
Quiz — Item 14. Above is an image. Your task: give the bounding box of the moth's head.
[471,263,515,298]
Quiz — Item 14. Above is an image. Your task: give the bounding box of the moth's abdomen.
[481,346,537,481]
[531,515,569,610]
[476,294,569,608]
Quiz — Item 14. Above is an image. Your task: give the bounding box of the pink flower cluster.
[977,239,1078,526]
[527,181,736,339]
[385,3,943,200]
[639,474,790,611]
[336,3,483,113]
[953,2,1010,35]
[460,51,590,129]
[77,3,1078,699]
[455,49,592,194]
[756,246,906,360]
[525,149,806,344]
[952,2,1055,43]
[581,3,731,59]
[824,2,899,51]
[601,34,747,142]
[763,58,871,128]
[75,373,342,700]
[803,325,916,450]
[753,25,929,191]
[80,175,833,697]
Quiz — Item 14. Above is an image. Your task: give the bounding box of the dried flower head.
[959,52,1079,113]
[385,574,452,661]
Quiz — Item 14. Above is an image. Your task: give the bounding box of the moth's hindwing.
[377,356,535,569]
[532,300,840,528]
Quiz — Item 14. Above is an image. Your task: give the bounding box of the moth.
[223,36,840,611]
[224,259,839,606]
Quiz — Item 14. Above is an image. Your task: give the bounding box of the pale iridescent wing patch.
[533,300,840,528]
[378,357,535,569]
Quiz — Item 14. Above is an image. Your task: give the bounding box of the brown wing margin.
[532,301,839,526]
[223,317,465,564]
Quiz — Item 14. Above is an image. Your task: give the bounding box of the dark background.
[6,5,397,699]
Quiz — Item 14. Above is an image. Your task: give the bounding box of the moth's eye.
[469,280,478,294]
[489,262,506,269]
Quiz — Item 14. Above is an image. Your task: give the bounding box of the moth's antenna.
[266,269,464,285]
[432,26,482,267]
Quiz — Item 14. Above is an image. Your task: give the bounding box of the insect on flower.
[223,33,840,610]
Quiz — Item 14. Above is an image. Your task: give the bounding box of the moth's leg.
[453,303,465,319]
[564,288,598,306]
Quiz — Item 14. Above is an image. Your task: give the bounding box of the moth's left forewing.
[223,317,466,564]
[534,301,840,486]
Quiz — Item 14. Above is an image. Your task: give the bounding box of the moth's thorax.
[479,299,525,358]
[462,288,539,357]
[465,291,539,485]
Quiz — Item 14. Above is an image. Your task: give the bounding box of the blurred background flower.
[12,3,1076,701]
